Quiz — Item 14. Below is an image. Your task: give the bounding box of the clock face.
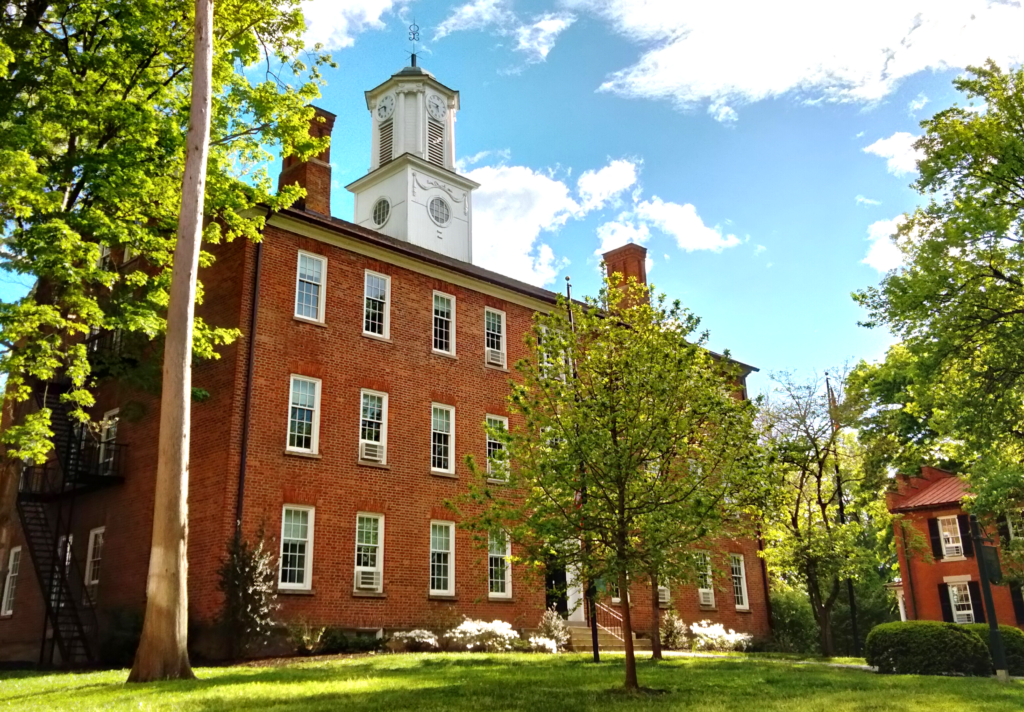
[427,94,447,122]
[376,94,395,121]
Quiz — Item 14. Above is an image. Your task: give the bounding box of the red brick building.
[0,60,770,666]
[888,466,1024,627]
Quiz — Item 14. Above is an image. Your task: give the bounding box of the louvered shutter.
[1010,584,1024,625]
[928,519,944,559]
[958,515,975,557]
[967,581,985,623]
[938,583,953,622]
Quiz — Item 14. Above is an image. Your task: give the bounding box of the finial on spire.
[409,20,420,66]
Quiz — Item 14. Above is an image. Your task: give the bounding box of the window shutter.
[928,518,944,560]
[958,515,975,557]
[967,581,985,623]
[938,583,953,622]
[1010,584,1024,625]
[998,517,1012,547]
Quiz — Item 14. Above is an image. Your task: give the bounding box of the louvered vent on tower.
[379,120,393,165]
[428,119,444,167]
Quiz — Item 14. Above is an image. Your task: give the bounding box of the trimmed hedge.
[865,621,991,676]
[965,624,1024,676]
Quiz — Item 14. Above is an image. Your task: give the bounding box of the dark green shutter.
[1010,584,1024,625]
[958,515,975,557]
[967,581,985,623]
[938,583,953,622]
[928,519,944,559]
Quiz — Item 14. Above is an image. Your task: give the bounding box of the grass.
[1,652,1022,711]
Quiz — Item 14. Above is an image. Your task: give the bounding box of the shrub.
[767,589,818,654]
[529,636,559,653]
[448,619,520,651]
[865,621,991,676]
[965,624,1024,676]
[289,620,325,656]
[389,629,439,652]
[425,605,467,651]
[536,606,571,651]
[689,620,752,652]
[217,526,279,659]
[318,627,384,655]
[660,611,688,650]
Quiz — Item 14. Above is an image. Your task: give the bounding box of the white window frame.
[939,515,965,558]
[278,505,315,591]
[1007,510,1024,541]
[286,375,321,455]
[1,547,21,616]
[948,582,975,623]
[84,526,105,600]
[359,389,389,464]
[429,520,455,596]
[362,269,391,339]
[484,307,506,367]
[294,250,327,324]
[697,552,715,607]
[730,553,749,610]
[99,408,119,476]
[485,414,509,481]
[353,513,384,593]
[432,290,456,355]
[430,403,455,475]
[488,530,512,599]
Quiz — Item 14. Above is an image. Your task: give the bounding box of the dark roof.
[891,476,969,512]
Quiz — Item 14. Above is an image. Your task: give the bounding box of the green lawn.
[1,653,1022,711]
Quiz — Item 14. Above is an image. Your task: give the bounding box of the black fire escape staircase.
[15,381,126,667]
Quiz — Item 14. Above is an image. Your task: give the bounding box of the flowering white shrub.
[536,606,571,650]
[689,620,752,652]
[529,636,559,654]
[448,619,520,651]
[390,629,439,652]
[660,611,688,650]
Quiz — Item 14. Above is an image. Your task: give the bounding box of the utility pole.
[969,515,1009,681]
[825,373,860,656]
[565,277,600,663]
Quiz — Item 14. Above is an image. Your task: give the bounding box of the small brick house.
[888,466,1024,627]
[0,59,770,665]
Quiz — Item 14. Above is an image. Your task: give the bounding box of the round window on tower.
[372,198,391,227]
[428,196,451,226]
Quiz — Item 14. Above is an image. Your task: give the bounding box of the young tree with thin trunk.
[462,277,762,691]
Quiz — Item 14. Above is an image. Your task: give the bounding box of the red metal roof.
[892,476,969,512]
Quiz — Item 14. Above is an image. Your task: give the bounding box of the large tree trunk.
[806,569,839,658]
[128,0,214,683]
[649,573,662,661]
[618,569,638,690]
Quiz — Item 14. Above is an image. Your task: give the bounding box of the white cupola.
[346,57,478,263]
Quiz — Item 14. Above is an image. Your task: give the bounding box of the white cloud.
[863,216,907,272]
[455,149,510,172]
[856,195,882,206]
[573,0,1024,120]
[577,159,639,212]
[435,0,513,40]
[465,164,579,286]
[302,0,405,50]
[633,197,741,252]
[754,244,767,255]
[708,101,738,124]
[515,13,576,62]
[595,218,651,254]
[908,92,929,113]
[863,132,924,176]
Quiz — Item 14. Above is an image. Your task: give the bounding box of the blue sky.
[6,1,1022,395]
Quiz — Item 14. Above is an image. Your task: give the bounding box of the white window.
[431,404,454,474]
[1008,510,1024,541]
[430,521,455,595]
[287,376,321,454]
[486,414,509,480]
[428,196,451,226]
[949,582,975,623]
[363,270,391,338]
[279,506,314,590]
[1,547,21,615]
[354,514,383,593]
[359,390,388,463]
[484,308,506,367]
[730,553,749,610]
[84,527,105,601]
[432,291,455,355]
[658,583,671,606]
[99,408,118,476]
[488,531,511,598]
[939,516,964,558]
[295,251,326,323]
[697,552,715,607]
[372,198,391,227]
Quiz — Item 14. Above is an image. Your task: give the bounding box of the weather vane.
[408,20,420,65]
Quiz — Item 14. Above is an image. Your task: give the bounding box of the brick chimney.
[278,106,336,216]
[603,242,648,287]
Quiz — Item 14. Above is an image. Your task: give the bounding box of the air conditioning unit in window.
[658,586,671,605]
[356,569,381,591]
[698,589,715,607]
[486,348,505,367]
[360,442,383,462]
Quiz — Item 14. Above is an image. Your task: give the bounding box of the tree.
[853,62,1024,521]
[759,372,886,656]
[217,525,278,659]
[461,277,762,690]
[0,0,331,465]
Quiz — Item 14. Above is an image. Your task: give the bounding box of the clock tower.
[346,57,479,263]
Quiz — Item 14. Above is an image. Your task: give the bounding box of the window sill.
[278,588,315,596]
[358,460,390,470]
[431,470,457,479]
[659,602,672,609]
[0,614,12,619]
[698,605,718,612]
[486,477,509,485]
[428,594,458,601]
[352,590,387,599]
[735,608,752,614]
[284,450,322,460]
[942,555,967,562]
[294,316,327,328]
[432,350,457,360]
[362,332,392,344]
[484,363,509,373]
[488,595,514,603]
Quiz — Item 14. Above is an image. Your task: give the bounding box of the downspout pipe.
[235,238,263,533]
